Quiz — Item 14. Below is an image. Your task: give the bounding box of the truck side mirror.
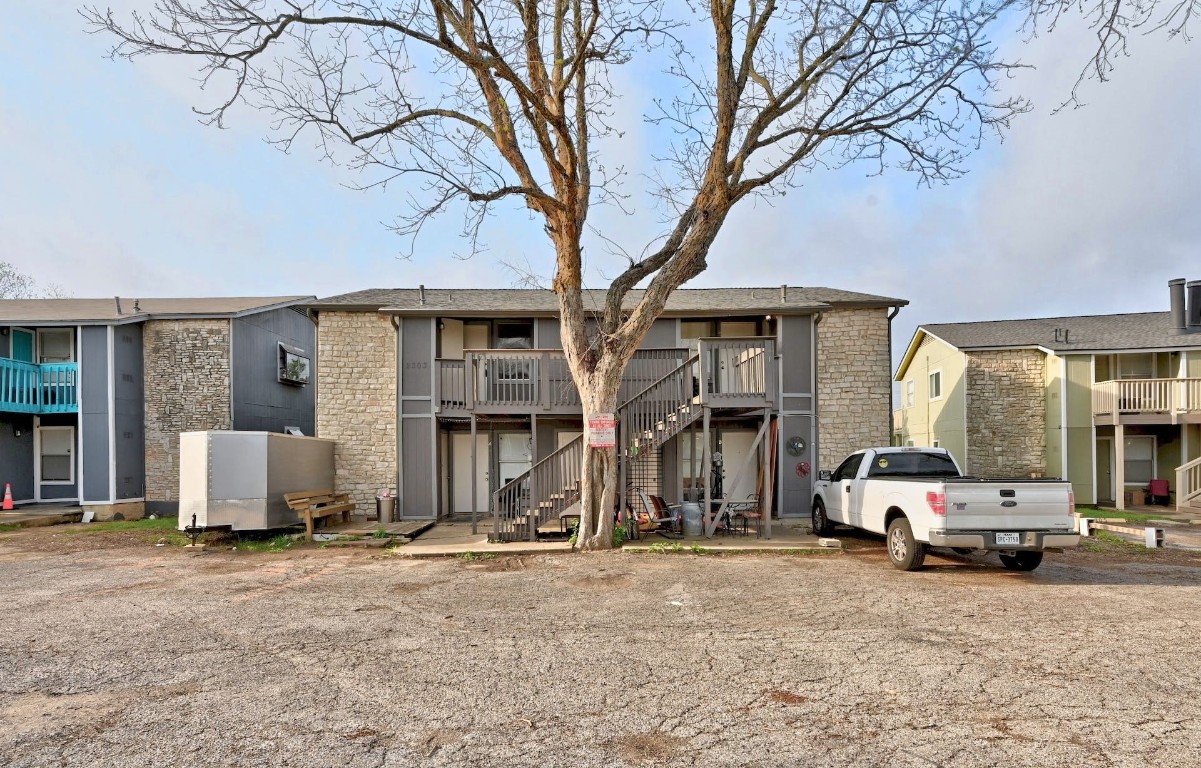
[818,470,832,481]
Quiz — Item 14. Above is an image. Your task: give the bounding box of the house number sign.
[587,413,616,448]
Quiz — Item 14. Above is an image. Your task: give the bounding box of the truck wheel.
[811,499,834,537]
[886,517,927,571]
[999,552,1044,572]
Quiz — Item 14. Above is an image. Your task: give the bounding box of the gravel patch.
[1,530,1199,766]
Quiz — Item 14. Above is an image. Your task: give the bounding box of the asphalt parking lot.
[1,525,1200,767]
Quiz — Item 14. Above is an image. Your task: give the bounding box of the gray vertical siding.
[0,414,34,500]
[112,324,144,499]
[231,307,316,434]
[536,318,561,349]
[780,315,814,412]
[777,413,815,517]
[0,328,10,357]
[80,326,110,502]
[639,319,677,348]
[399,318,436,518]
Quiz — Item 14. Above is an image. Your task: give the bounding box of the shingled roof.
[919,312,1201,353]
[309,286,906,314]
[0,296,313,325]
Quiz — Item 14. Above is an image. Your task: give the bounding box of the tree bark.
[573,372,621,551]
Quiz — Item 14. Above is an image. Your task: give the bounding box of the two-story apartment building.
[0,297,316,519]
[894,279,1201,511]
[310,286,907,539]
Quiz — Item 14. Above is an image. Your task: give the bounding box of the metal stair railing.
[490,352,702,543]
[1177,456,1201,512]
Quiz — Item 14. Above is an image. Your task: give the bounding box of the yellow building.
[894,280,1201,512]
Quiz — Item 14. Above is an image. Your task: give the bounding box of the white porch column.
[1114,423,1126,511]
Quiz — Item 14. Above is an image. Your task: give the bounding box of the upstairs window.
[928,370,942,400]
[38,328,74,363]
[278,343,311,386]
[905,379,915,408]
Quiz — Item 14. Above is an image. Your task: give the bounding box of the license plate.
[996,532,1021,546]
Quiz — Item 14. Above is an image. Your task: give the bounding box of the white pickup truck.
[812,447,1080,571]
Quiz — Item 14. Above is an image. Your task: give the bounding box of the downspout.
[391,314,402,519]
[813,311,823,464]
[887,305,902,445]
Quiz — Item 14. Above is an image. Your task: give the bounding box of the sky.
[1,3,1198,369]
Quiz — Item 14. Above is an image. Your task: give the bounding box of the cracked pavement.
[1,532,1200,767]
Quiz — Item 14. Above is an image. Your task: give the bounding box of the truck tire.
[999,551,1044,572]
[886,517,927,571]
[811,499,834,537]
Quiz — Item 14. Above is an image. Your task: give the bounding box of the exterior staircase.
[1178,456,1201,513]
[489,338,775,542]
[490,353,703,542]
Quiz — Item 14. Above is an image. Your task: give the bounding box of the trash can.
[376,494,396,523]
[681,502,703,537]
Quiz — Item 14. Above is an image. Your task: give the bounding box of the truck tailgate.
[942,481,1074,531]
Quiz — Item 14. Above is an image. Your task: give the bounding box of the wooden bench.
[284,490,356,540]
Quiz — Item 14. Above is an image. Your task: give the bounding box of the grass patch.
[456,551,497,561]
[0,523,20,533]
[1081,530,1153,556]
[67,517,180,535]
[1098,511,1177,523]
[646,542,685,554]
[232,532,302,553]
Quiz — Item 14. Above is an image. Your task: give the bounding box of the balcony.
[1092,378,1201,425]
[436,338,777,415]
[0,359,79,414]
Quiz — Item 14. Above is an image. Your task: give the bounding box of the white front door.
[36,425,75,499]
[718,429,759,502]
[497,433,533,487]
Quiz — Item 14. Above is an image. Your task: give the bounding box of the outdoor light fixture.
[13,425,22,438]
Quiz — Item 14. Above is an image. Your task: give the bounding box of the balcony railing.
[1093,378,1201,422]
[436,339,777,413]
[0,359,79,414]
[437,348,690,413]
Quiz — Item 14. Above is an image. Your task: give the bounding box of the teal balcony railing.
[0,358,78,414]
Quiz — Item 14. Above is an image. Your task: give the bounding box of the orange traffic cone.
[2,483,12,511]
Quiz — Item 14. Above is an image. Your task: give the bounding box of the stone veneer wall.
[316,311,397,514]
[965,349,1046,476]
[144,319,232,506]
[817,308,892,469]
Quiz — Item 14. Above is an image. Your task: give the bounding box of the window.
[278,343,311,385]
[905,379,915,408]
[928,370,942,400]
[865,451,960,478]
[832,453,865,482]
[37,328,74,363]
[1123,436,1155,486]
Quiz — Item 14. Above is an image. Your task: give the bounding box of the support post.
[763,409,773,540]
[470,415,479,535]
[619,415,628,534]
[1115,424,1126,511]
[702,408,711,537]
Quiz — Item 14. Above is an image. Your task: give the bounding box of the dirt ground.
[1,525,1200,767]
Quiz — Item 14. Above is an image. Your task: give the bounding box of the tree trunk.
[574,374,621,551]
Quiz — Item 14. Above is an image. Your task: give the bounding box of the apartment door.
[718,428,759,502]
[36,425,75,499]
[451,432,490,515]
[496,432,533,487]
[12,329,34,363]
[1095,438,1113,504]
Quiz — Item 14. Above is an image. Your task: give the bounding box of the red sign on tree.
[587,413,616,448]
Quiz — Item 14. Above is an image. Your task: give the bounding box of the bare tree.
[83,0,1192,549]
[0,262,67,299]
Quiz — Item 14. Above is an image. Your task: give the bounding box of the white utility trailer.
[178,431,336,531]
